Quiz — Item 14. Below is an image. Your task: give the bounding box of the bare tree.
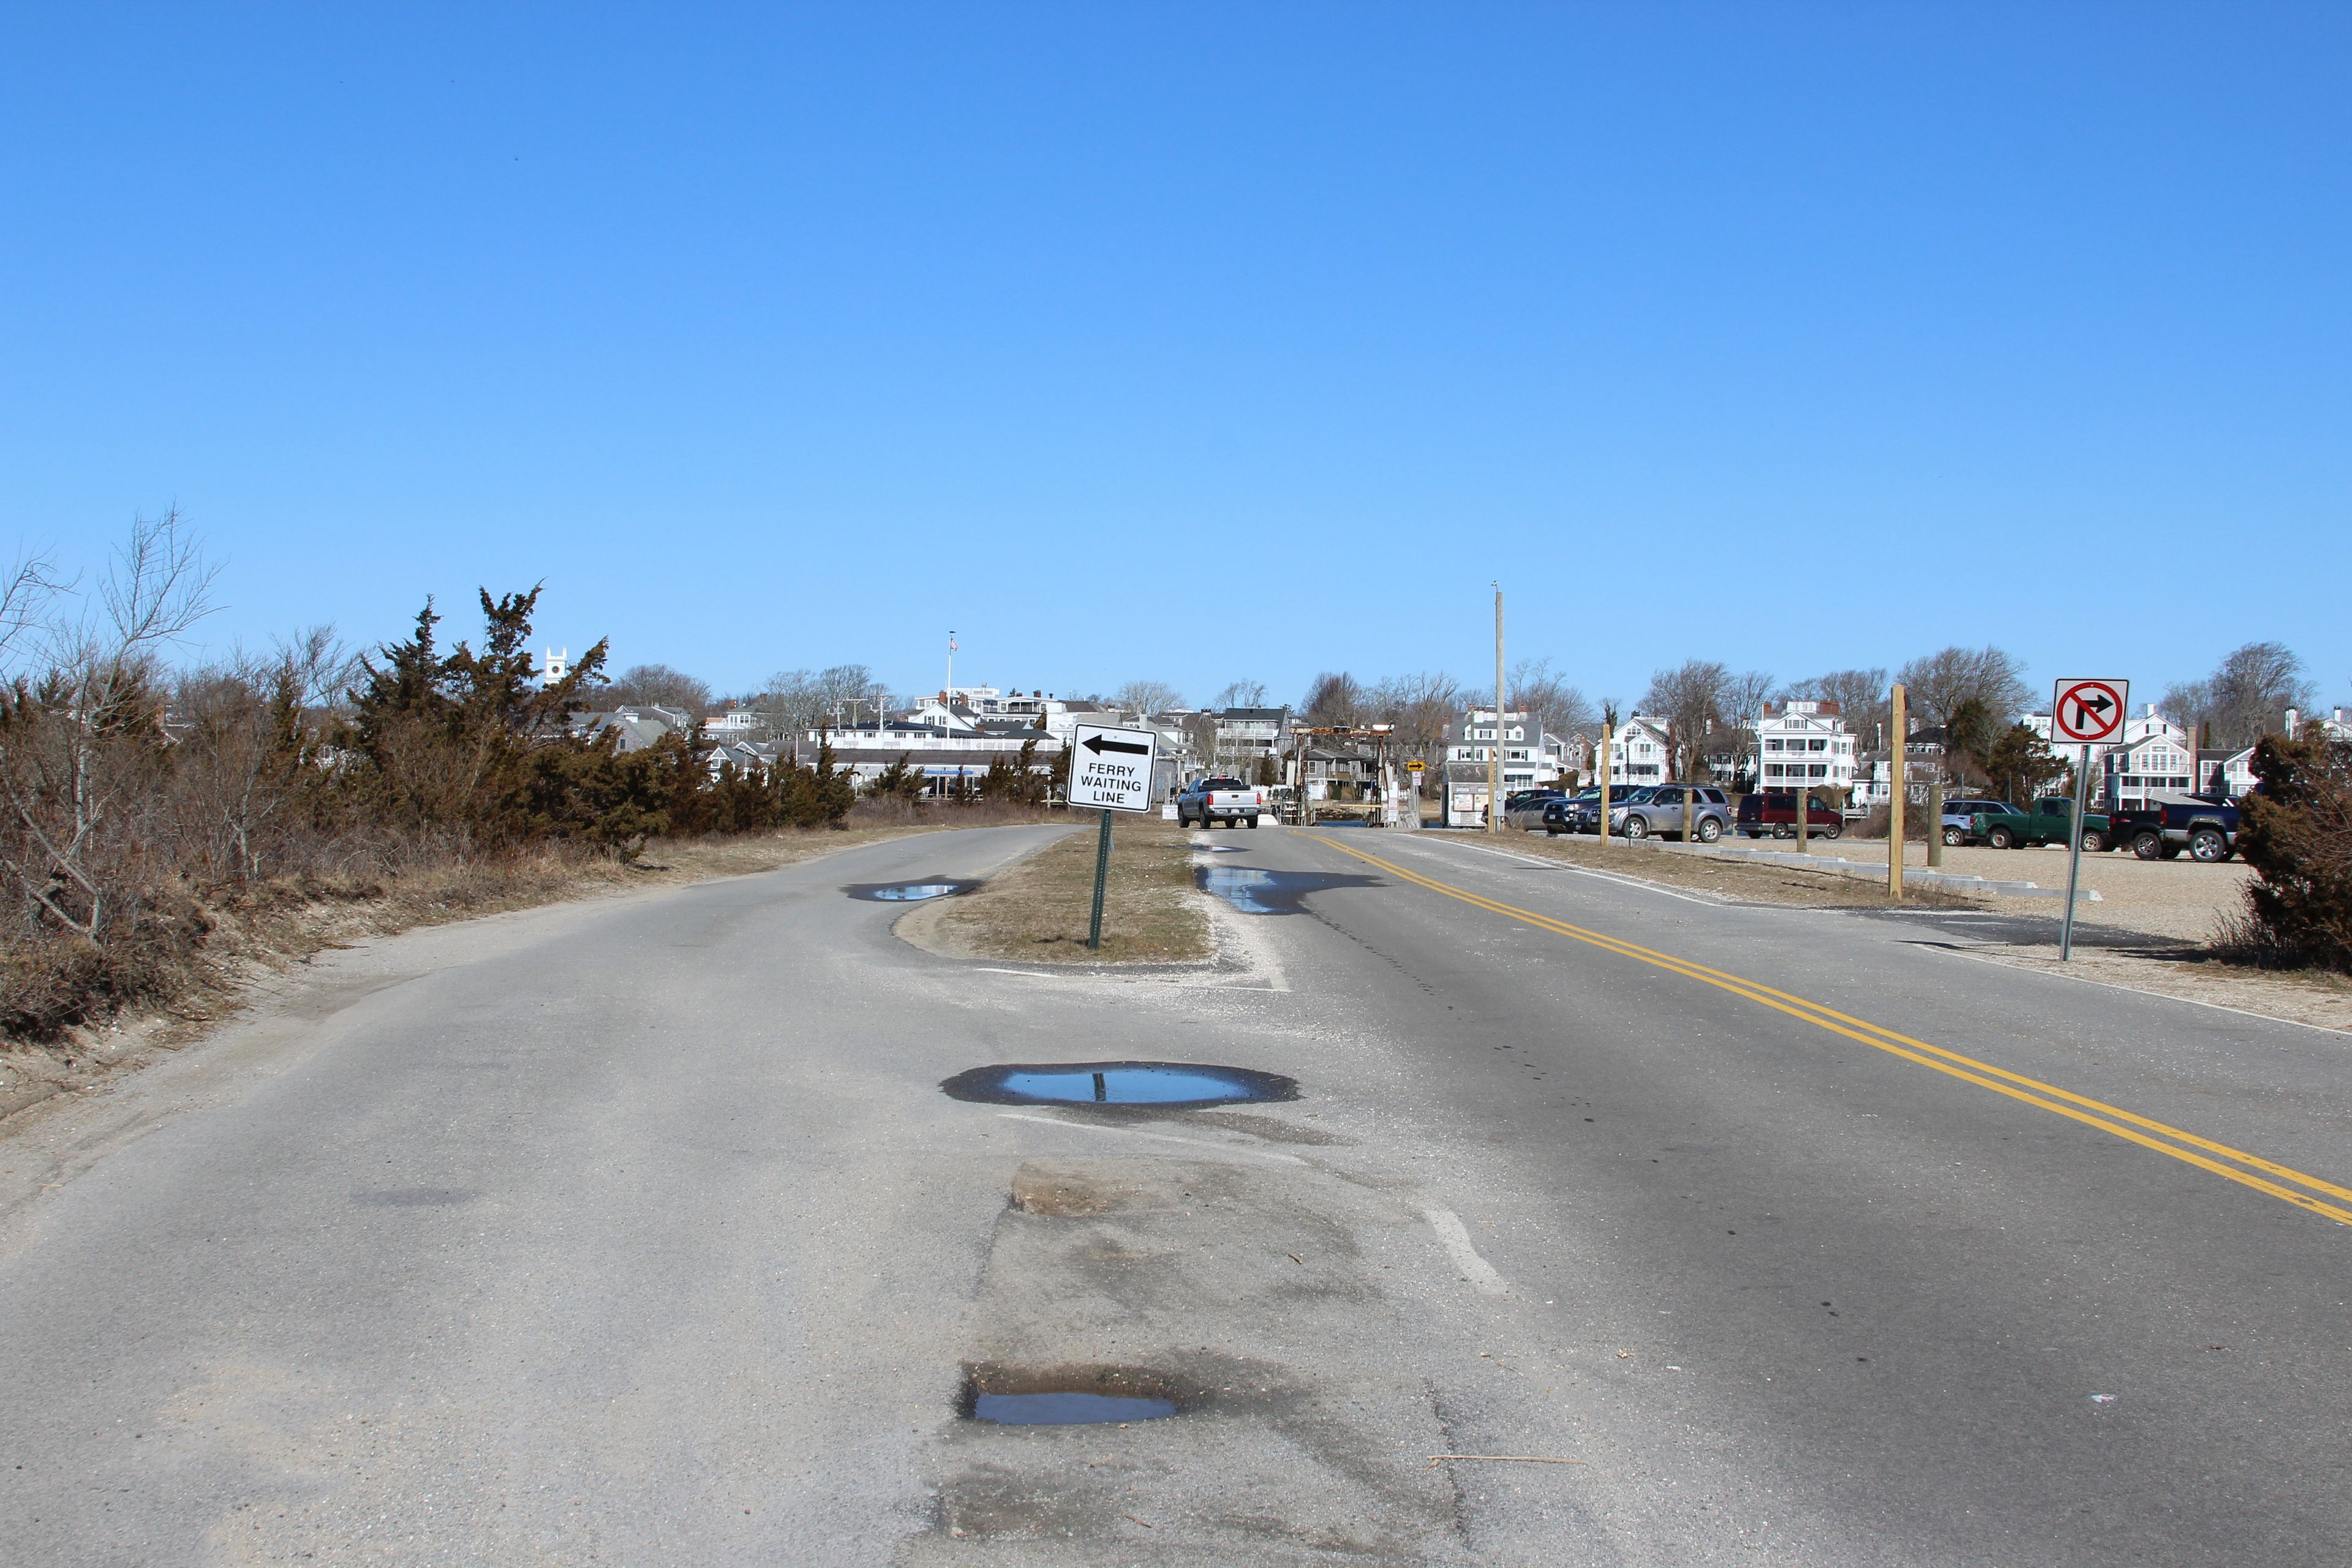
[2162,642,2317,748]
[602,663,714,714]
[763,664,889,733]
[1641,660,1733,782]
[1507,657,1596,742]
[1300,672,1362,727]
[0,508,219,940]
[1212,679,1268,710]
[1367,670,1466,775]
[168,628,352,885]
[1114,679,1184,717]
[1896,646,2031,735]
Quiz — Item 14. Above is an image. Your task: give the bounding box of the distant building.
[705,703,768,734]
[1605,715,1673,785]
[2026,704,2197,809]
[1442,709,1550,793]
[1214,707,1291,766]
[1755,700,1858,794]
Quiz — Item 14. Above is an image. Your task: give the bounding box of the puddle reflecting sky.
[941,1060,1299,1108]
[843,880,976,902]
[972,1392,1178,1425]
[1194,865,1382,914]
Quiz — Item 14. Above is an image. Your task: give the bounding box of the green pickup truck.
[1964,796,2111,853]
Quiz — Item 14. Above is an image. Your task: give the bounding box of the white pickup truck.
[1177,775,1265,829]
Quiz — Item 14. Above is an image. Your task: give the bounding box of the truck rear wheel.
[1988,826,2016,850]
[1246,815,1260,829]
[2189,827,2228,862]
[2132,831,2165,860]
[2079,829,2107,853]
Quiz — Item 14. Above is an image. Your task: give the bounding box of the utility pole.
[1887,683,1908,899]
[1490,582,1504,835]
[1598,709,1615,849]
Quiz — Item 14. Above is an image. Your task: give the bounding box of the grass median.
[899,812,1213,965]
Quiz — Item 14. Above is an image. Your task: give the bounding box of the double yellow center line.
[1308,835,2352,1229]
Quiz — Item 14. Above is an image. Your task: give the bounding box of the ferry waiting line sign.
[1068,723,1159,812]
[2051,677,2129,744]
[2048,676,2128,965]
[1068,722,1161,953]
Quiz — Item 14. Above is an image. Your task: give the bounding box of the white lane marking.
[1421,1206,1507,1295]
[973,968,1061,979]
[994,1110,1308,1164]
[1401,835,1725,907]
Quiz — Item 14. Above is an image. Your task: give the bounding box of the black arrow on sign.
[2068,690,2114,730]
[1083,734,1149,756]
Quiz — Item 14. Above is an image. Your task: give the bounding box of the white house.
[1444,709,1548,792]
[1214,707,1290,766]
[705,703,768,734]
[2027,704,2196,809]
[1604,715,1672,785]
[2287,706,2352,742]
[1755,701,1858,794]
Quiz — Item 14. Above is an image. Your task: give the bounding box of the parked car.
[2106,796,2242,861]
[1502,788,1567,829]
[1965,797,2113,852]
[1177,775,1264,829]
[1614,783,1733,843]
[1939,797,2019,846]
[1735,790,1844,840]
[1561,784,1649,835]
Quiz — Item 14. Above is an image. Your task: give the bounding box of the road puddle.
[845,880,976,902]
[961,1364,1188,1425]
[1194,865,1381,914]
[941,1060,1298,1107]
[971,1392,1178,1425]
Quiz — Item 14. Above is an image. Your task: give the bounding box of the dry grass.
[899,813,1213,965]
[1463,830,1980,908]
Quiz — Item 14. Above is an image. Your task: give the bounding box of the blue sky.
[4,4,2346,714]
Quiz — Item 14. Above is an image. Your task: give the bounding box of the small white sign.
[2051,677,2130,745]
[1068,723,1159,813]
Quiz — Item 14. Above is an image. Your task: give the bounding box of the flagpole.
[946,630,957,699]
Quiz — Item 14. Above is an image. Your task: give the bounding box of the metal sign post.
[1068,723,1161,952]
[2049,678,2128,962]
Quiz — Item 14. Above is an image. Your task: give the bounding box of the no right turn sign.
[2051,678,2129,745]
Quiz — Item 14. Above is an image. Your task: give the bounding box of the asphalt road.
[1,822,2346,1566]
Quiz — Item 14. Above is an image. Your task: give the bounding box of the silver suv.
[1615,785,1733,843]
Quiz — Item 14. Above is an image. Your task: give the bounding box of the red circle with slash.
[2053,679,2127,743]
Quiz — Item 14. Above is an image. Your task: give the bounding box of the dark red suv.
[1735,791,1844,840]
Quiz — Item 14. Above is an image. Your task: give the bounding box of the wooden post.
[1926,776,1945,867]
[1793,728,1809,854]
[1888,684,1907,899]
[1490,584,1504,835]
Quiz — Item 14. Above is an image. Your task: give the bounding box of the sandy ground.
[1761,837,2255,944]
